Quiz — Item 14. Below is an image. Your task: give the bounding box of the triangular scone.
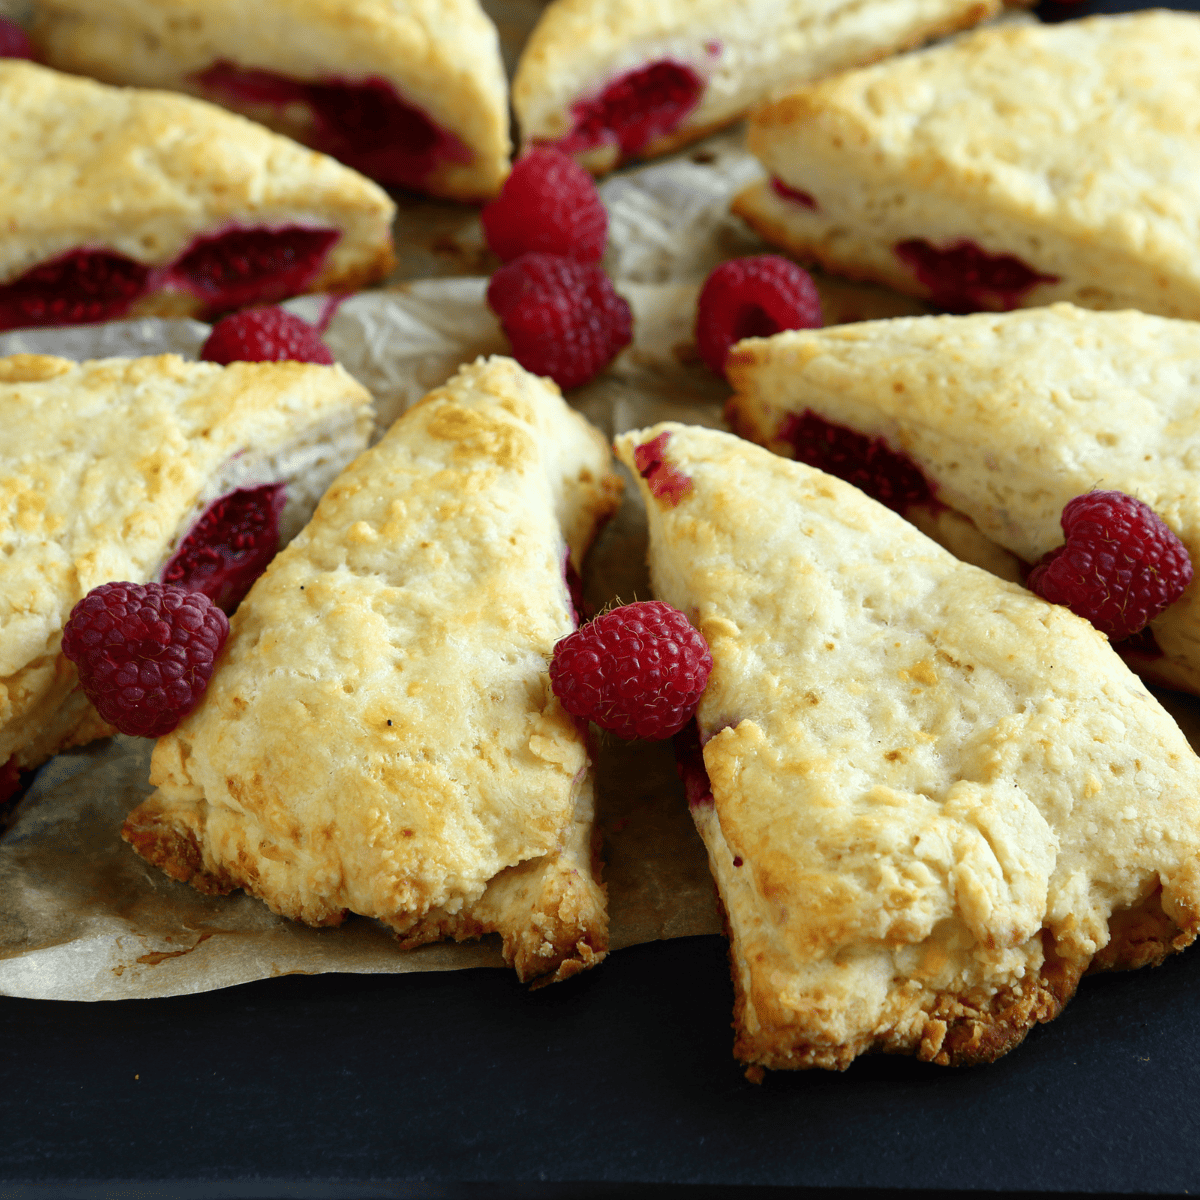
[0,352,373,789]
[513,0,1020,175]
[615,422,1200,1073]
[733,12,1200,319]
[725,304,1200,695]
[124,357,622,984]
[30,0,509,201]
[0,60,395,331]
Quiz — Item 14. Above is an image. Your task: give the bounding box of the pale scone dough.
[514,0,1017,175]
[30,0,510,201]
[733,12,1200,319]
[725,304,1200,695]
[0,352,374,777]
[615,422,1200,1073]
[0,60,396,309]
[125,357,622,984]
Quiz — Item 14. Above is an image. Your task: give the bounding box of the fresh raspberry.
[162,483,287,613]
[200,307,334,365]
[61,582,230,738]
[695,255,822,375]
[487,252,632,390]
[1027,491,1193,641]
[0,17,34,59]
[482,149,607,264]
[549,600,712,740]
[0,250,149,332]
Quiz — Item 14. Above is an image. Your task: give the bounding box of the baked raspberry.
[0,250,149,332]
[481,149,607,263]
[770,179,818,210]
[1027,491,1193,641]
[633,431,693,507]
[673,720,714,810]
[61,582,229,738]
[894,239,1058,313]
[560,61,704,158]
[695,256,822,375]
[486,252,632,390]
[162,484,288,614]
[0,17,34,59]
[171,226,338,314]
[549,600,712,740]
[200,307,334,365]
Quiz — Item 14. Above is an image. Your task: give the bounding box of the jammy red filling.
[196,62,471,190]
[557,60,704,158]
[894,239,1058,313]
[770,178,818,210]
[779,411,939,516]
[0,251,150,331]
[162,483,287,615]
[634,432,694,507]
[673,720,714,811]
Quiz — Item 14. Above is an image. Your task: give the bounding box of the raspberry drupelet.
[1027,491,1193,641]
[550,600,712,740]
[200,306,334,365]
[61,582,230,738]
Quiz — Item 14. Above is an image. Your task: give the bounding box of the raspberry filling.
[779,411,939,516]
[162,483,287,614]
[673,720,714,811]
[0,17,35,59]
[770,178,818,210]
[0,250,150,331]
[562,549,588,627]
[557,60,704,158]
[634,432,694,507]
[196,62,471,190]
[894,239,1058,313]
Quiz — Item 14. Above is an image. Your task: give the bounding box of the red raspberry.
[61,582,230,738]
[1027,491,1193,641]
[200,307,334,365]
[695,255,822,375]
[0,250,149,333]
[549,601,712,740]
[481,148,608,264]
[487,252,632,390]
[0,18,34,59]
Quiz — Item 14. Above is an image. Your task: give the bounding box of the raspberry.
[200,307,334,365]
[549,601,712,740]
[0,250,149,332]
[482,149,608,264]
[61,582,229,738]
[487,252,632,390]
[0,17,34,59]
[695,255,822,375]
[1027,491,1193,641]
[162,484,287,613]
[894,239,1058,313]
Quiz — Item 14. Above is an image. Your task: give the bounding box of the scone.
[724,304,1200,695]
[733,12,1200,318]
[123,357,622,984]
[0,352,373,796]
[30,0,510,201]
[0,60,395,332]
[615,421,1200,1073]
[513,0,1019,175]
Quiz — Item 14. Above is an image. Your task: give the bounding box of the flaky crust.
[725,305,1200,696]
[0,352,374,774]
[127,357,620,983]
[735,12,1200,318]
[31,0,510,201]
[615,423,1200,1072]
[513,0,1016,174]
[0,60,395,295]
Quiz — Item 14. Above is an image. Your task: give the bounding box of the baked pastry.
[733,12,1200,318]
[512,0,1021,175]
[123,357,622,984]
[29,0,510,201]
[0,60,395,333]
[724,304,1200,695]
[0,351,373,797]
[615,421,1200,1073]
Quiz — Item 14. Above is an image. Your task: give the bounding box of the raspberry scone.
[513,0,1019,176]
[0,60,395,333]
[724,304,1200,694]
[123,357,622,984]
[30,0,509,201]
[733,12,1200,318]
[0,352,373,796]
[615,422,1200,1074]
